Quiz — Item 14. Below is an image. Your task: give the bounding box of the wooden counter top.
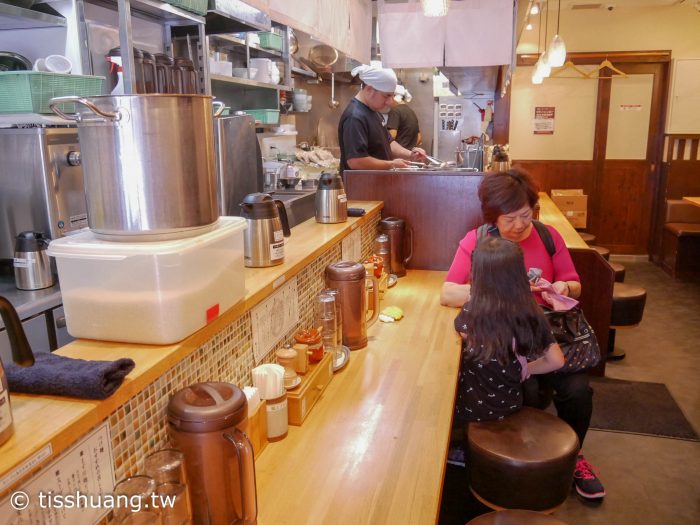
[255,270,461,525]
[683,196,700,208]
[0,202,383,491]
[537,192,589,250]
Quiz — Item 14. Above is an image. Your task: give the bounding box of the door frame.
[501,51,672,254]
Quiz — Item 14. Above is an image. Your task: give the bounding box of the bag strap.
[478,220,555,258]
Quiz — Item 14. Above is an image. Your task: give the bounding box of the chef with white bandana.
[338,64,427,173]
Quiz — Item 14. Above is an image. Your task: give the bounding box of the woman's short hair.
[478,169,539,224]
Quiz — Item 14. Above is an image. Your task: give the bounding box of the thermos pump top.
[13,231,54,291]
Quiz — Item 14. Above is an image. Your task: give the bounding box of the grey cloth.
[6,353,135,400]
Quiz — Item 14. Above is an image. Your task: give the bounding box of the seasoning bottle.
[292,343,309,374]
[276,344,298,388]
[266,391,288,442]
[294,328,323,363]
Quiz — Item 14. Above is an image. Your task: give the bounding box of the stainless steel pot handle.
[49,96,122,122]
[212,100,226,117]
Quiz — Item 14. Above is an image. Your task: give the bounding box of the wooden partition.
[651,134,700,262]
[346,170,614,375]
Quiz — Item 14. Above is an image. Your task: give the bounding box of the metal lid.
[325,261,366,281]
[379,217,405,230]
[318,171,344,190]
[15,231,49,252]
[167,382,247,432]
[240,193,280,220]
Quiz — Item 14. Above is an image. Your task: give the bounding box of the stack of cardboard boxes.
[551,189,588,229]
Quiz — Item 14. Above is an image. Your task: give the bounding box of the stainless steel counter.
[0,267,62,330]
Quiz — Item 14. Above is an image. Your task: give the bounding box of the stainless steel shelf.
[87,0,204,25]
[210,34,282,58]
[210,74,290,91]
[0,3,66,30]
[291,66,316,79]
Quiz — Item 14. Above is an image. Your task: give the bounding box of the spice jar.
[294,328,323,363]
[276,344,299,388]
[292,343,309,374]
[365,254,384,279]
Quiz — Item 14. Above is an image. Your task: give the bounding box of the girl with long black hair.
[453,236,565,424]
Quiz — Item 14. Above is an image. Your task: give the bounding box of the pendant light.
[421,0,450,17]
[535,1,551,80]
[531,4,544,85]
[548,0,567,67]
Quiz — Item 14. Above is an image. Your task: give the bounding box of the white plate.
[333,345,350,372]
[285,376,301,390]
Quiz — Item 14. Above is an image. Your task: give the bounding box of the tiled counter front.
[47,213,379,493]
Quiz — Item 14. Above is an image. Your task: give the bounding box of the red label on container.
[206,304,220,323]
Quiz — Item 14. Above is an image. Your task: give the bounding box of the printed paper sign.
[533,106,555,135]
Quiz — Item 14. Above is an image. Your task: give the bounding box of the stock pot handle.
[212,100,226,117]
[49,96,122,122]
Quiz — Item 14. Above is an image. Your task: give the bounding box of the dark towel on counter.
[5,353,135,400]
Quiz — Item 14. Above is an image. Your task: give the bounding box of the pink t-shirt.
[445,224,580,303]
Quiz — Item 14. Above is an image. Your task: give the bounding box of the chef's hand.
[391,158,411,169]
[410,147,427,162]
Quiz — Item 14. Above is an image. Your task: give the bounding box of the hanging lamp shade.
[531,69,544,85]
[536,52,551,78]
[421,0,450,17]
[549,34,567,67]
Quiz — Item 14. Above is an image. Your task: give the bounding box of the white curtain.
[377,0,446,68]
[444,0,513,67]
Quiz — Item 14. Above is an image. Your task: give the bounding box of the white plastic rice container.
[48,217,247,345]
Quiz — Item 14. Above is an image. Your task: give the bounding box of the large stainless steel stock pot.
[50,95,224,240]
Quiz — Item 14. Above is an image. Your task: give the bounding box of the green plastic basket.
[0,72,105,114]
[243,108,280,125]
[258,32,283,52]
[164,0,207,16]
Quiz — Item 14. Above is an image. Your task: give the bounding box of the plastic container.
[47,217,247,344]
[242,108,279,125]
[257,32,283,51]
[0,72,104,114]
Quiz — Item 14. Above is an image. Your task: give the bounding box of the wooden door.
[591,62,668,254]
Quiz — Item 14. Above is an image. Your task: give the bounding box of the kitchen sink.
[269,189,316,228]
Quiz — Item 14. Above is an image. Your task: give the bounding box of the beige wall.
[517,5,700,58]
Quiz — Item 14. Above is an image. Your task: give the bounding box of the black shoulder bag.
[477,221,601,373]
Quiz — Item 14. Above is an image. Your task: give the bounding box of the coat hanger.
[585,59,628,79]
[550,60,589,79]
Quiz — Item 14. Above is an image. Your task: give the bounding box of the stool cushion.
[609,261,626,283]
[611,282,647,327]
[467,510,569,525]
[664,223,700,237]
[467,407,579,512]
[579,232,596,244]
[590,245,610,260]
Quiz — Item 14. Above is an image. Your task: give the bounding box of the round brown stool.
[609,261,626,283]
[467,407,579,513]
[467,510,569,525]
[590,245,610,260]
[579,232,596,244]
[608,282,647,361]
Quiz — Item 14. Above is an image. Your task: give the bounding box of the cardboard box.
[563,210,588,228]
[551,189,588,213]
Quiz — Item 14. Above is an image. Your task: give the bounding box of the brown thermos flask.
[325,261,379,350]
[379,217,413,277]
[168,382,257,525]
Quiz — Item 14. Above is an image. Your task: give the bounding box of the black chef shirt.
[387,104,420,150]
[338,98,393,172]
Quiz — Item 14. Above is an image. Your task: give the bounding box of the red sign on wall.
[533,106,555,135]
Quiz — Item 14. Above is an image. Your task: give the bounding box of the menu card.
[0,422,114,525]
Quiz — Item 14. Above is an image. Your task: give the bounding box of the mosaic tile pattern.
[20,215,383,521]
[107,218,378,483]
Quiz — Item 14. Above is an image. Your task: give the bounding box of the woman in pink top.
[441,169,606,501]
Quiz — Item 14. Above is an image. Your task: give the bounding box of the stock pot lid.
[168,382,247,432]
